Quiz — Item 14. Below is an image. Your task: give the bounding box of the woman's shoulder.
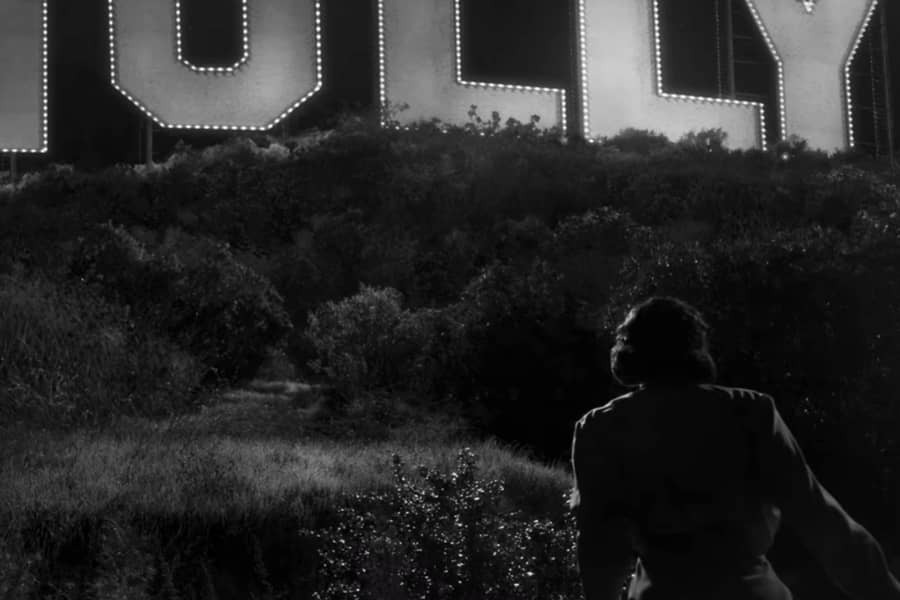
[573,391,637,434]
[575,384,776,433]
[697,383,772,399]
[697,384,777,416]
[692,384,779,436]
[577,391,634,420]
[585,384,774,418]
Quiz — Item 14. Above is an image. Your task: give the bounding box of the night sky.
[13,0,900,169]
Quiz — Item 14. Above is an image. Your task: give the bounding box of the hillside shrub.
[491,215,554,265]
[304,448,580,600]
[415,259,608,459]
[275,213,421,374]
[305,285,428,393]
[618,167,717,228]
[68,223,293,385]
[166,238,294,385]
[2,123,896,348]
[67,221,183,322]
[269,254,328,379]
[0,270,203,426]
[311,209,369,283]
[408,246,465,307]
[406,211,653,456]
[677,128,728,154]
[548,208,654,313]
[603,128,672,155]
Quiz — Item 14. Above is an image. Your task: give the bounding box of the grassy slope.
[0,353,572,524]
[0,351,574,597]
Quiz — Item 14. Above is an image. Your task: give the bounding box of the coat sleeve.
[757,394,900,600]
[571,408,637,600]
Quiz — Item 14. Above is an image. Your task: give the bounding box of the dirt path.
[167,379,328,439]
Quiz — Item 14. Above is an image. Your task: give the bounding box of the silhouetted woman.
[569,296,900,600]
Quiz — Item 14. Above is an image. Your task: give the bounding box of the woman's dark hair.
[610,296,717,387]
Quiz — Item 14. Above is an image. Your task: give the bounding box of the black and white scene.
[2,0,900,598]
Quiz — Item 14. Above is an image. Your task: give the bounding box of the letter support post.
[145,117,153,166]
[880,4,896,169]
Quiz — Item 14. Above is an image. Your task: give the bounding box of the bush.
[0,270,204,426]
[415,260,608,459]
[68,223,293,385]
[491,216,554,264]
[167,239,294,385]
[603,128,672,155]
[677,128,728,154]
[305,285,427,393]
[548,208,654,312]
[304,448,580,600]
[68,221,183,323]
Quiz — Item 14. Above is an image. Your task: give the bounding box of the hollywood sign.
[0,0,884,154]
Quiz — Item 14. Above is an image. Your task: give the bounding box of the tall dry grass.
[0,396,572,599]
[0,423,570,520]
[0,269,205,428]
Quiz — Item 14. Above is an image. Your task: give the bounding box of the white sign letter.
[379,0,566,132]
[0,0,47,153]
[748,0,879,151]
[108,0,322,130]
[577,0,764,149]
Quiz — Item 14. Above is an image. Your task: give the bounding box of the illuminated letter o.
[108,0,322,131]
